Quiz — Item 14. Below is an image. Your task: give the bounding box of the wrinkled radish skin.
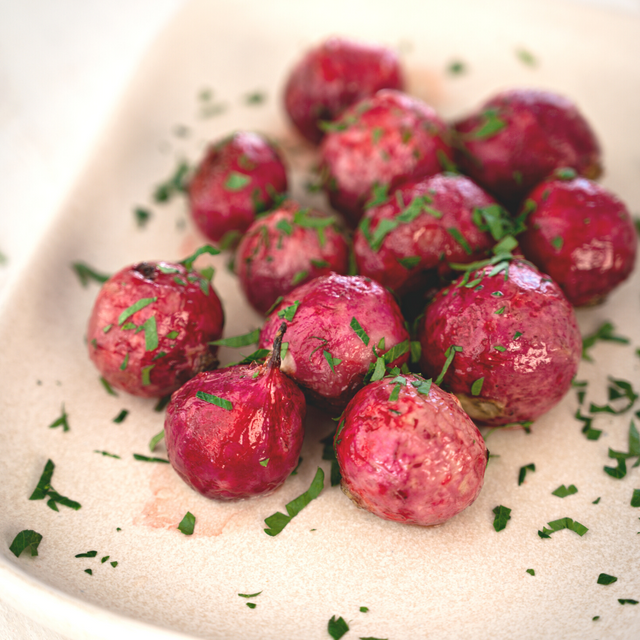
[87,261,224,398]
[419,259,582,426]
[236,200,350,314]
[284,37,404,144]
[164,341,305,500]
[335,376,487,526]
[259,273,410,412]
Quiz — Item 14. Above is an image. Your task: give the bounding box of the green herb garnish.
[471,377,484,396]
[537,517,588,538]
[435,345,463,386]
[224,172,251,191]
[113,409,128,424]
[178,511,196,535]
[277,300,300,322]
[71,262,110,287]
[118,297,157,325]
[29,459,81,511]
[526,569,535,576]
[364,183,390,210]
[48,404,69,432]
[551,236,564,250]
[134,207,152,228]
[469,108,506,140]
[597,573,617,585]
[9,530,43,558]
[133,454,170,464]
[446,228,473,255]
[93,450,121,459]
[324,351,342,373]
[149,429,165,452]
[153,160,189,202]
[75,550,98,558]
[552,484,578,498]
[350,317,370,346]
[210,329,260,348]
[518,463,535,486]
[582,321,630,362]
[492,505,511,531]
[327,615,349,640]
[264,467,324,536]
[196,391,233,411]
[516,48,537,66]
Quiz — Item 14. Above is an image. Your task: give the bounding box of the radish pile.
[86,36,637,528]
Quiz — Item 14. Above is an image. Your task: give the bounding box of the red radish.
[236,200,350,314]
[284,36,404,144]
[354,173,499,295]
[419,258,582,426]
[454,89,602,210]
[319,89,454,226]
[164,324,305,500]
[335,375,487,526]
[188,131,288,246]
[259,273,410,412]
[87,257,224,398]
[518,171,637,307]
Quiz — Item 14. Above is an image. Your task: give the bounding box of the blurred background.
[0,0,639,303]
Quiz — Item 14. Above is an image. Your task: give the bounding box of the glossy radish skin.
[87,261,224,398]
[354,173,497,295]
[419,259,581,426]
[284,37,404,144]
[335,376,487,526]
[454,89,602,211]
[188,131,288,245]
[259,273,410,412]
[236,200,350,314]
[164,330,306,500]
[319,89,454,226]
[518,175,637,307]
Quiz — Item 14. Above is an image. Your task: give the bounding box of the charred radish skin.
[354,173,498,295]
[188,131,288,246]
[87,261,224,398]
[236,200,350,314]
[259,273,410,413]
[419,259,582,426]
[284,36,404,145]
[518,172,637,307]
[453,89,602,211]
[319,89,454,227]
[335,375,487,526]
[164,324,306,500]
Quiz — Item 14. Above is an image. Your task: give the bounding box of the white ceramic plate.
[1,0,639,638]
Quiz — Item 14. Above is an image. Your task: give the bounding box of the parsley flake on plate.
[196,391,233,411]
[492,505,511,531]
[328,615,349,640]
[552,484,578,498]
[71,261,110,287]
[9,530,42,558]
[518,463,535,486]
[537,517,588,538]
[597,573,617,585]
[48,404,69,432]
[178,511,196,535]
[29,459,81,511]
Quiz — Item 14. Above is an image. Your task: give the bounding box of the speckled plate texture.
[1,0,639,638]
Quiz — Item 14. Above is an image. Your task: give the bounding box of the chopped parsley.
[327,615,349,640]
[153,160,189,203]
[526,569,535,576]
[264,467,324,536]
[133,454,169,463]
[435,345,463,386]
[469,108,506,140]
[447,60,466,75]
[149,429,165,452]
[9,530,43,558]
[244,90,266,105]
[180,244,220,270]
[552,484,578,498]
[550,236,564,251]
[141,365,154,386]
[446,228,473,255]
[196,391,233,411]
[582,321,630,362]
[48,404,69,432]
[619,599,639,605]
[119,353,129,371]
[277,300,300,322]
[589,377,638,415]
[71,262,110,287]
[555,167,577,181]
[224,172,251,191]
[360,606,370,613]
[75,550,97,558]
[518,463,535,486]
[178,511,196,535]
[492,505,511,531]
[364,182,390,210]
[537,517,588,538]
[471,377,484,396]
[291,270,308,286]
[321,432,342,486]
[29,459,81,511]
[210,329,260,348]
[398,256,421,269]
[118,297,157,326]
[93,450,121,459]
[227,348,270,367]
[410,341,422,363]
[383,339,411,365]
[597,573,617,585]
[238,591,262,598]
[411,377,432,396]
[111,408,129,425]
[141,316,158,351]
[472,204,518,241]
[631,489,640,507]
[134,207,152,228]
[324,351,342,373]
[259,459,269,467]
[350,317,370,346]
[515,48,537,66]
